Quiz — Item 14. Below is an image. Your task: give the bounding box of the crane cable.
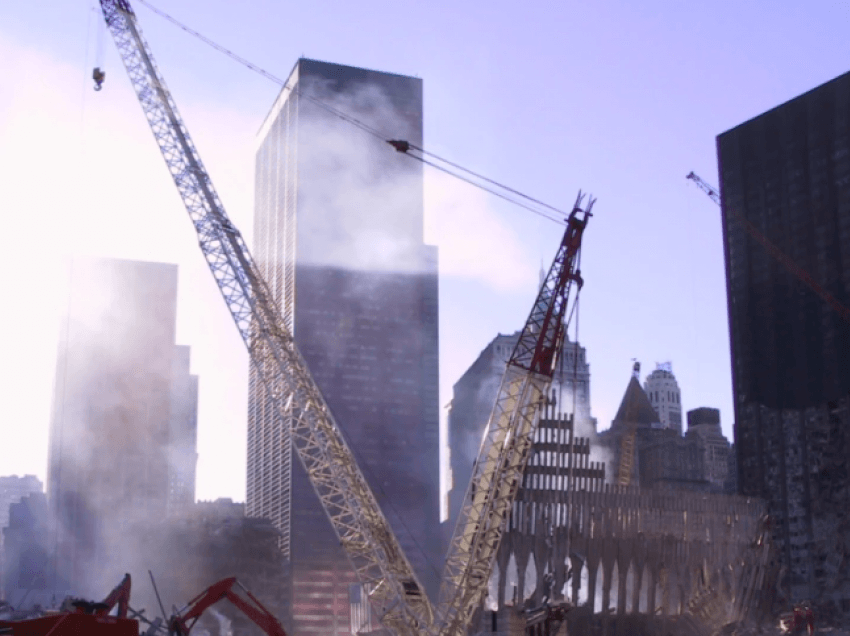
[124,0,476,588]
[133,0,567,225]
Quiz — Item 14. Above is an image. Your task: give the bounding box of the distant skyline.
[2,1,849,505]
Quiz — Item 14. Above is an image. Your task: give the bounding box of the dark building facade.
[684,407,732,491]
[1,493,51,609]
[250,59,440,635]
[718,71,850,608]
[0,475,43,603]
[47,258,198,597]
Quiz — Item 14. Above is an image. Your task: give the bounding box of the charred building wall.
[718,69,850,610]
[481,403,765,636]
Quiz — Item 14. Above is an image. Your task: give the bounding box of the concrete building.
[0,476,44,602]
[1,493,54,609]
[251,58,440,635]
[599,364,710,491]
[47,257,198,596]
[638,431,708,492]
[167,346,199,514]
[0,476,42,534]
[725,443,739,494]
[643,362,683,434]
[718,70,850,609]
[684,408,731,491]
[482,399,766,636]
[446,332,596,541]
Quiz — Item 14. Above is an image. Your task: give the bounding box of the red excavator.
[0,574,135,636]
[168,577,287,636]
[0,575,286,636]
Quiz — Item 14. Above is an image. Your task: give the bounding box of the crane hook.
[93,67,105,92]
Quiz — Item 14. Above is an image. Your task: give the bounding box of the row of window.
[649,390,680,404]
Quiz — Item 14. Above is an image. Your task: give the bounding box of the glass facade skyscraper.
[250,59,440,635]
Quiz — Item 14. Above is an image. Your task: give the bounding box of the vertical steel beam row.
[437,197,592,636]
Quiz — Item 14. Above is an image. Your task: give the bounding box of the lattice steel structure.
[437,196,592,636]
[99,2,433,634]
[101,1,592,633]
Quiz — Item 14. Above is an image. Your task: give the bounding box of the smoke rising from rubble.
[292,75,537,286]
[44,259,269,636]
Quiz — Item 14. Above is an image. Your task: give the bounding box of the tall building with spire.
[598,363,708,491]
[251,58,440,635]
[643,362,683,434]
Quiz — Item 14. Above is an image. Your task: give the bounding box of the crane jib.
[98,1,435,634]
[100,0,595,632]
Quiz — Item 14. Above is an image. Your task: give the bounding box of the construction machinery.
[0,575,136,636]
[778,600,815,635]
[616,427,637,486]
[438,199,589,636]
[615,361,641,487]
[168,578,287,636]
[97,1,591,634]
[686,171,850,322]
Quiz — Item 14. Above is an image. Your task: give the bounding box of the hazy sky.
[1,1,848,505]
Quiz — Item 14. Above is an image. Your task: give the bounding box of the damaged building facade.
[448,338,757,634]
[446,332,596,540]
[481,402,765,636]
[718,69,850,613]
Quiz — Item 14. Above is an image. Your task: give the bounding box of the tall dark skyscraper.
[48,258,198,596]
[718,71,850,607]
[250,59,440,635]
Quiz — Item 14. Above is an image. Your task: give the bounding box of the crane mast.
[686,171,850,322]
[100,1,592,634]
[436,197,591,636]
[98,2,433,634]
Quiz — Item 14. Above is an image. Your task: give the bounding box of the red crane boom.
[686,171,850,323]
[169,578,287,636]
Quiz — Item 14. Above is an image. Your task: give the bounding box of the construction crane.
[98,1,590,634]
[98,2,432,634]
[686,171,850,323]
[438,196,590,636]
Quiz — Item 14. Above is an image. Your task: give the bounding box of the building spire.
[631,358,640,380]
